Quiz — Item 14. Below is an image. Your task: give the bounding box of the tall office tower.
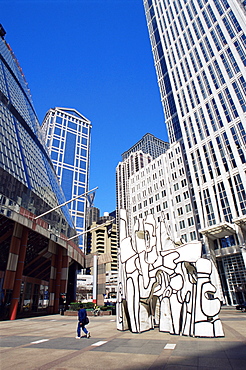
[42,107,92,251]
[142,0,246,304]
[122,133,169,161]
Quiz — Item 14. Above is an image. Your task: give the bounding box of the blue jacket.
[78,308,87,323]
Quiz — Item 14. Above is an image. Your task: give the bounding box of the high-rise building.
[116,150,153,235]
[117,135,169,232]
[121,133,169,161]
[86,211,117,272]
[0,26,84,320]
[86,206,100,228]
[118,0,246,308]
[42,107,92,251]
[139,0,246,305]
[86,211,117,305]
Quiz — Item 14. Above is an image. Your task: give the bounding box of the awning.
[199,222,235,240]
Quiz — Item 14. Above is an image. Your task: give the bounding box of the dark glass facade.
[0,33,75,236]
[0,27,82,320]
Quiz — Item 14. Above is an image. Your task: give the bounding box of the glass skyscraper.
[0,28,74,233]
[141,0,246,304]
[42,107,92,251]
[0,26,83,319]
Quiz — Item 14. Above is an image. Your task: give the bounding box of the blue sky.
[1,0,168,215]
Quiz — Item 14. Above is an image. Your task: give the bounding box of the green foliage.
[68,302,95,310]
[68,302,80,311]
[99,305,114,311]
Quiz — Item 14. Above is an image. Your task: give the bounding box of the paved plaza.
[0,307,245,369]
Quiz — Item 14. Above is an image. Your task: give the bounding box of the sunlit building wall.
[141,0,246,305]
[116,150,153,236]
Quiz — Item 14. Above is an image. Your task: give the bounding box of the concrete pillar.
[47,240,57,313]
[54,245,63,313]
[9,227,28,320]
[3,223,28,320]
[97,263,106,306]
[3,223,23,292]
[48,255,56,313]
[60,252,69,295]
[92,254,98,304]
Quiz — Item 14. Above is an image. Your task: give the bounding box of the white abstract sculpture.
[117,210,224,337]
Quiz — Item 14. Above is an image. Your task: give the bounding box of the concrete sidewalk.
[0,307,245,369]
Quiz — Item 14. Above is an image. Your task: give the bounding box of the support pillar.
[9,227,28,320]
[54,245,63,313]
[3,224,28,320]
[48,254,56,313]
[3,223,23,292]
[47,240,57,313]
[60,252,69,296]
[92,254,98,304]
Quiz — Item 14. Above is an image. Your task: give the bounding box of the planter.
[64,310,112,316]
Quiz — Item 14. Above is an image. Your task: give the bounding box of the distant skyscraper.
[42,107,92,251]
[86,212,117,272]
[121,133,169,161]
[86,206,100,228]
[139,0,246,305]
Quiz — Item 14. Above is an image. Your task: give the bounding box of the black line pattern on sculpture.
[117,210,224,338]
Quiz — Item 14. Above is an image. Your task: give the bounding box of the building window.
[203,188,216,225]
[234,174,246,214]
[221,53,234,79]
[222,15,235,39]
[185,203,191,212]
[218,92,232,123]
[188,217,194,226]
[177,207,183,216]
[175,195,181,203]
[217,182,232,223]
[234,39,246,66]
[190,231,196,240]
[232,81,246,113]
[174,183,179,191]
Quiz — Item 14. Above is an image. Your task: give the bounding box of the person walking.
[76,304,90,339]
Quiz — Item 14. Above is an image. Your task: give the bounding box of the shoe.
[75,336,81,339]
[86,332,90,338]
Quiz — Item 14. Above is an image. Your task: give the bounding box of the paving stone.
[198,356,232,368]
[0,308,245,369]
